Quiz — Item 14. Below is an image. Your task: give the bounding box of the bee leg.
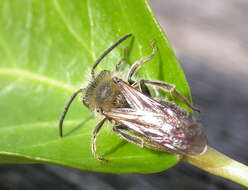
[92,118,108,162]
[112,125,144,148]
[128,40,157,85]
[113,126,168,151]
[139,80,151,96]
[115,47,129,72]
[140,79,200,112]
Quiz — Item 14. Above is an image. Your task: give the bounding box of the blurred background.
[0,0,247,189]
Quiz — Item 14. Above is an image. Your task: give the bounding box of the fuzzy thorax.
[83,70,127,112]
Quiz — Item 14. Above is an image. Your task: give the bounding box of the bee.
[103,78,207,156]
[58,34,207,162]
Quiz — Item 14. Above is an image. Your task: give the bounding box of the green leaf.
[0,0,192,173]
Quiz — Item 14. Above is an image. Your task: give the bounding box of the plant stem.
[183,146,248,187]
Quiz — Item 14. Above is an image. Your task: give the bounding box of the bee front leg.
[140,79,200,112]
[92,118,108,162]
[128,40,157,85]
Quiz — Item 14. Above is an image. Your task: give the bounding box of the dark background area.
[1,1,247,189]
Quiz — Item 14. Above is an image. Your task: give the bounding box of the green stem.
[183,146,248,187]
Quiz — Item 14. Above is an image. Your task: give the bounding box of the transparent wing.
[104,80,207,155]
[104,108,207,155]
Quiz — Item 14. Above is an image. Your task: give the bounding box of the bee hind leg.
[112,125,144,148]
[113,125,168,152]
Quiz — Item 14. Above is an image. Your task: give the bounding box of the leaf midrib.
[0,68,75,92]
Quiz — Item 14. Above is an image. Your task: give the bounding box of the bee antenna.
[91,34,132,78]
[58,88,84,137]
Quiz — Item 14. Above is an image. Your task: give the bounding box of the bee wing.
[104,108,165,132]
[116,80,163,113]
[106,79,207,155]
[104,108,207,155]
[105,108,207,155]
[103,108,169,140]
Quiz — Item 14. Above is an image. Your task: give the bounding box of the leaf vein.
[0,68,76,92]
[85,0,96,60]
[117,0,143,57]
[53,0,93,59]
[0,120,85,130]
[20,133,90,150]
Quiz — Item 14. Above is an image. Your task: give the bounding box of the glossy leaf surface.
[0,0,192,173]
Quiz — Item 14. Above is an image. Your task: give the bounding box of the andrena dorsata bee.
[58,34,207,162]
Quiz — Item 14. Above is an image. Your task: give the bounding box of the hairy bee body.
[59,34,207,161]
[103,79,207,156]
